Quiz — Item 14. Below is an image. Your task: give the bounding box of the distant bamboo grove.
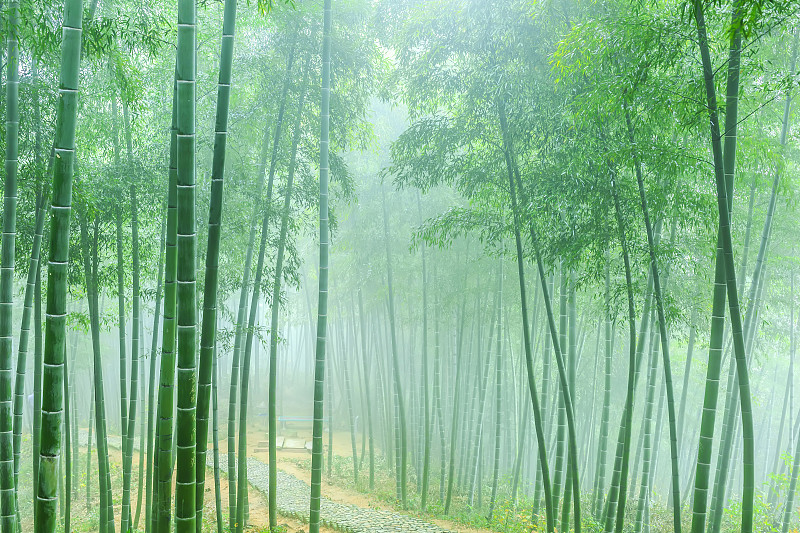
[0,0,799,533]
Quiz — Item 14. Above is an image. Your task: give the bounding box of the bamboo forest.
[3,0,800,531]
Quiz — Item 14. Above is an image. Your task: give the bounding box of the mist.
[3,0,800,533]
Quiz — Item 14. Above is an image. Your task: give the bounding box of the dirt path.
[72,435,335,533]
[242,429,494,533]
[84,430,478,532]
[218,453,453,532]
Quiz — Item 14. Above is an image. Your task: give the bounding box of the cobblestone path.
[81,431,454,532]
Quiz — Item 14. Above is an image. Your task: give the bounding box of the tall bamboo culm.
[1,0,20,528]
[35,0,84,528]
[309,0,332,529]
[174,0,199,528]
[196,0,238,528]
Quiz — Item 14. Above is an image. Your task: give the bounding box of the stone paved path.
[216,454,453,532]
[81,431,454,532]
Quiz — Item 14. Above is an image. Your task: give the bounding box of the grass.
[285,448,800,533]
[14,429,800,532]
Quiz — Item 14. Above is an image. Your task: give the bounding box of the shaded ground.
[217,453,453,532]
[242,428,495,533]
[70,429,471,532]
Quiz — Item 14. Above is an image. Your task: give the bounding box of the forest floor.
[238,427,495,533]
[17,438,336,533]
[57,427,485,532]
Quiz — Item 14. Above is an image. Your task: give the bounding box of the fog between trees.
[2,0,800,533]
